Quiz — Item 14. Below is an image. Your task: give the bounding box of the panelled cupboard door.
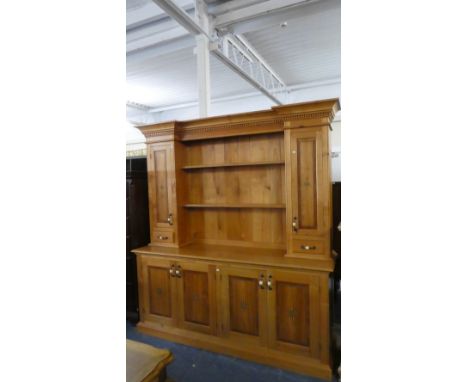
[286,127,328,237]
[267,269,322,359]
[219,266,268,346]
[139,257,178,327]
[147,143,176,233]
[176,261,217,335]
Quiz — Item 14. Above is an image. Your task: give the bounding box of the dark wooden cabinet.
[127,157,150,322]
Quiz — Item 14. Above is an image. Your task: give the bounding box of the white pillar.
[195,0,210,117]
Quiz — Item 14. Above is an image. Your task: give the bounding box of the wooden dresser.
[132,99,340,380]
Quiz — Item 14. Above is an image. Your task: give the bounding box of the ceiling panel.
[127,43,255,107]
[242,2,340,86]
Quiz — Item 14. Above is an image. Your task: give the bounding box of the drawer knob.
[301,245,316,250]
[158,235,168,240]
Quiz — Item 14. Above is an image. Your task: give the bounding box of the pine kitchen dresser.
[132,99,340,380]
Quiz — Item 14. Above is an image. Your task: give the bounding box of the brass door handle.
[175,265,182,278]
[292,217,298,232]
[301,245,316,250]
[258,274,265,289]
[167,213,173,225]
[267,275,273,291]
[169,265,175,277]
[158,235,168,240]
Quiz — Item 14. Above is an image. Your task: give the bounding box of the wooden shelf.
[184,203,286,209]
[182,160,285,170]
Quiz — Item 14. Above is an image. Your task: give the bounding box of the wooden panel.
[147,143,176,235]
[285,127,330,257]
[148,266,172,317]
[154,149,170,224]
[275,281,310,346]
[177,261,217,335]
[228,276,259,336]
[267,269,321,359]
[139,256,178,327]
[182,270,210,325]
[186,166,284,205]
[219,265,268,346]
[184,133,284,167]
[296,137,318,229]
[187,209,286,249]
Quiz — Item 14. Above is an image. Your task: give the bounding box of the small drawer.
[153,230,174,244]
[292,239,324,255]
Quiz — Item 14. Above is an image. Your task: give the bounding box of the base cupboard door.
[267,269,323,360]
[219,266,268,346]
[176,261,217,335]
[139,256,178,327]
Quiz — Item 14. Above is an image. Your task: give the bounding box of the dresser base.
[137,320,332,381]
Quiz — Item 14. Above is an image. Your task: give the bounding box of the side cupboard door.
[147,143,176,242]
[285,127,329,237]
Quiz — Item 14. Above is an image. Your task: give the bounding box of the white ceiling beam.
[235,34,285,87]
[213,0,322,29]
[195,0,211,117]
[148,0,288,105]
[152,0,211,38]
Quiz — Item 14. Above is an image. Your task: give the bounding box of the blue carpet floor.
[126,321,331,382]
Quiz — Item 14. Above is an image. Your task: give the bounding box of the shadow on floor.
[126,321,331,382]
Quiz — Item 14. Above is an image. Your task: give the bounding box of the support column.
[195,0,210,117]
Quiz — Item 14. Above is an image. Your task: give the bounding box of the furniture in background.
[126,339,173,382]
[132,99,340,380]
[332,181,341,380]
[332,182,341,324]
[127,157,150,322]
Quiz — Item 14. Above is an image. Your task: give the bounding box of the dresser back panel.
[183,133,284,166]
